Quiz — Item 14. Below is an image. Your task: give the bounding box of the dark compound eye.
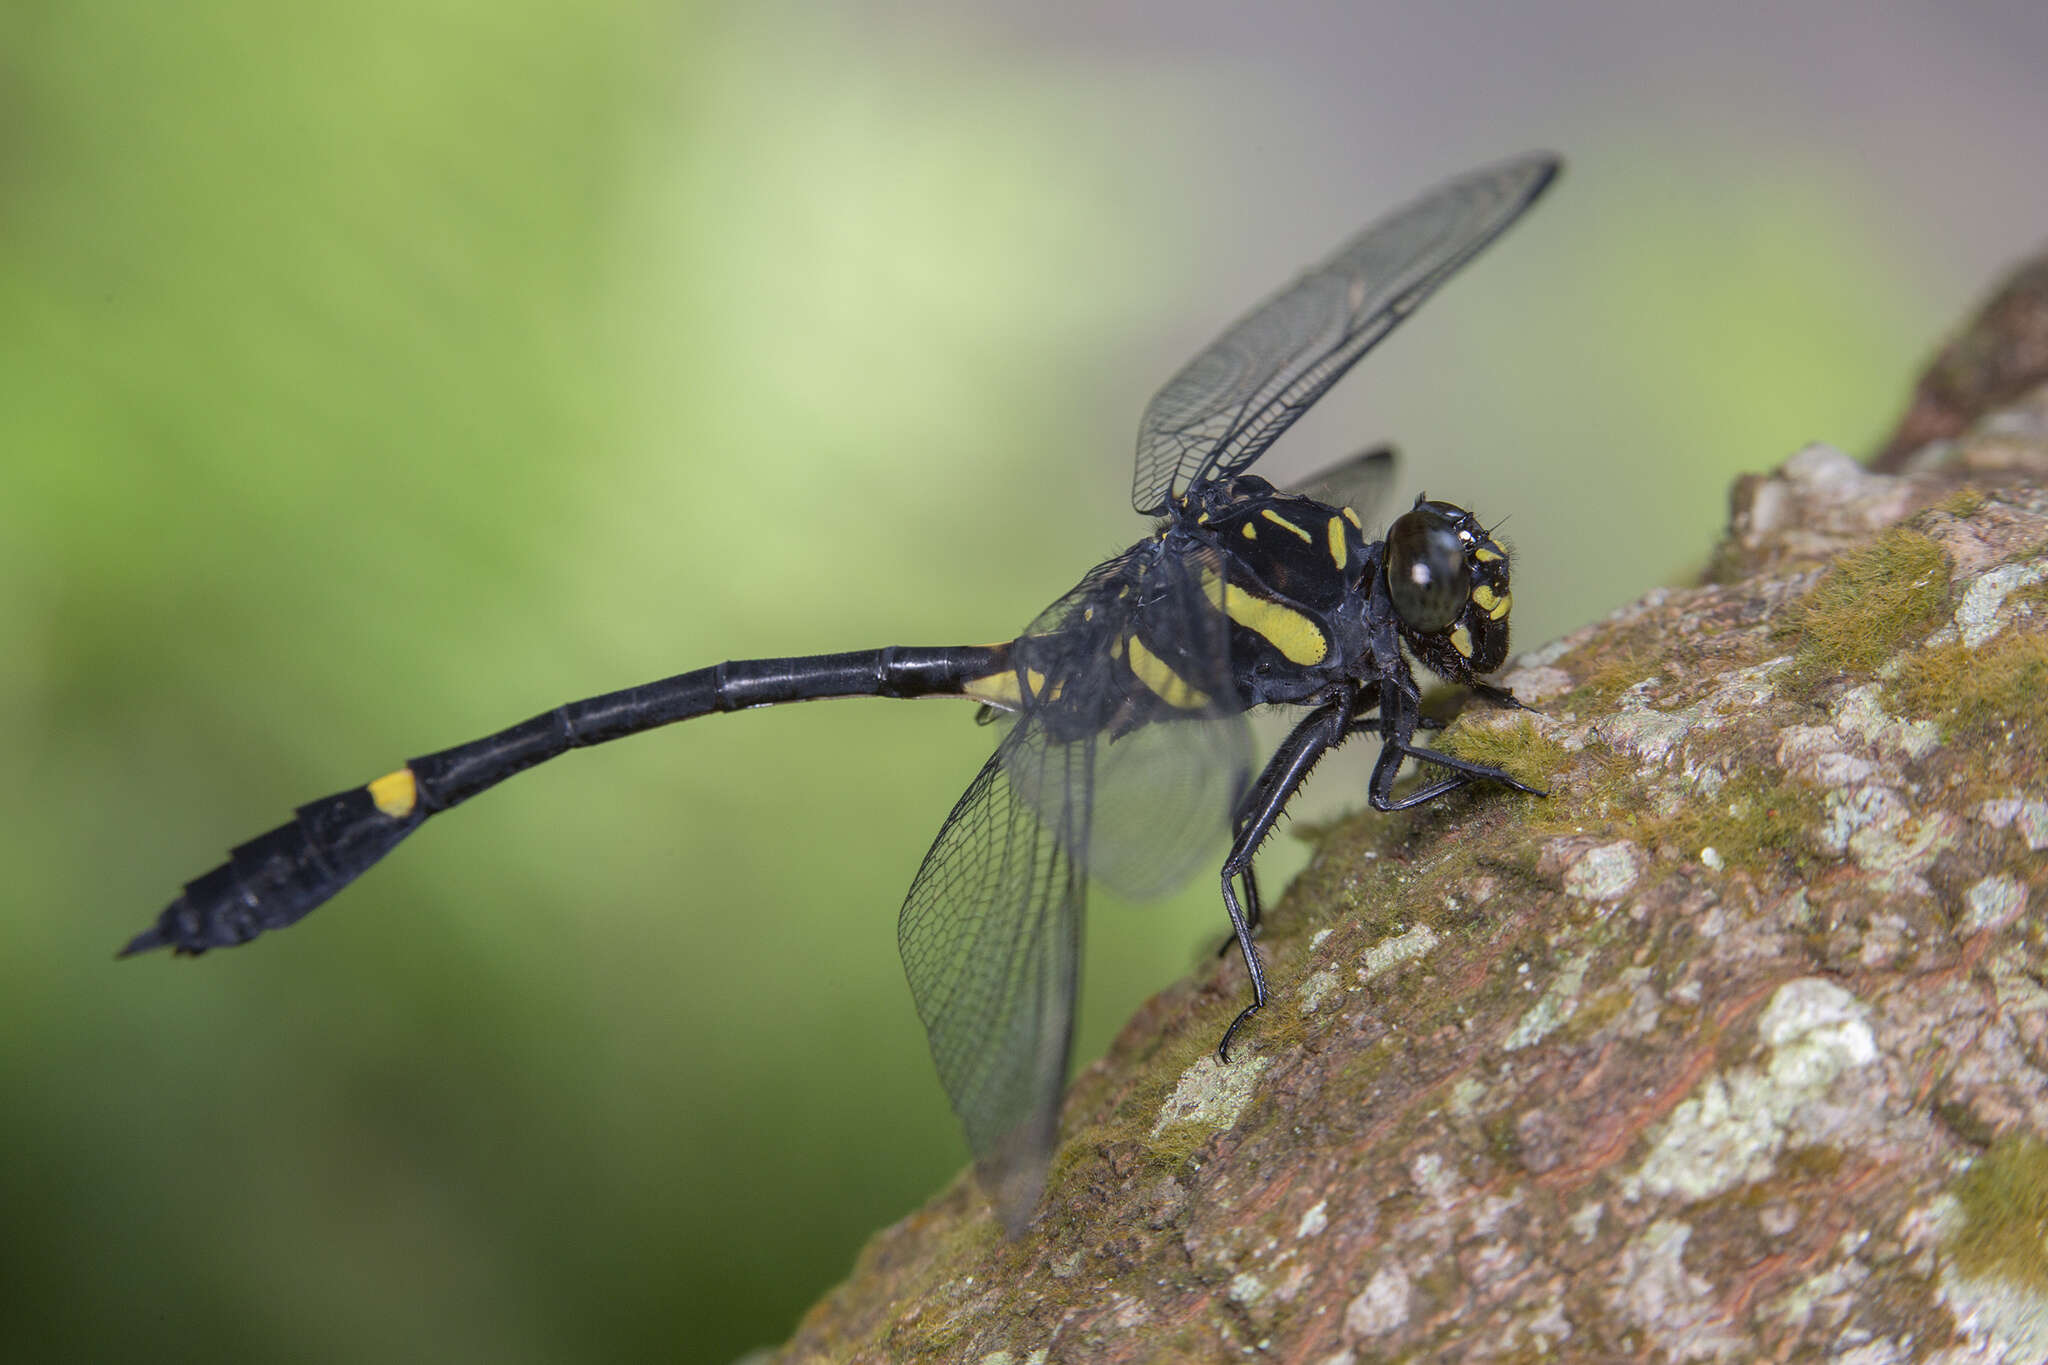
[1385,508,1471,632]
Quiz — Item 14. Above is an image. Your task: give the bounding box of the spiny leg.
[1466,680,1533,712]
[1216,690,1357,1061]
[1216,694,1359,957]
[1227,714,1324,940]
[1365,702,1547,815]
[1375,735,1547,803]
[1403,680,1528,736]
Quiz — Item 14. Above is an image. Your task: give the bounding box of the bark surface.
[772,250,2048,1365]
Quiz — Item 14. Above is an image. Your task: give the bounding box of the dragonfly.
[127,153,1561,1232]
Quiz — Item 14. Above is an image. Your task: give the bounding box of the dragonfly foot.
[1217,1001,1261,1063]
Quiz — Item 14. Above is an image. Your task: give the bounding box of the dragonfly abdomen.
[125,645,1007,957]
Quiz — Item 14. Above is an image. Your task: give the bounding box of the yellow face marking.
[1200,573,1329,666]
[1327,517,1348,571]
[1126,636,1210,709]
[1260,508,1313,544]
[1450,624,1474,659]
[1473,546,1503,564]
[1470,585,1514,623]
[1241,522,1257,541]
[1342,506,1362,530]
[962,666,1047,710]
[367,768,418,819]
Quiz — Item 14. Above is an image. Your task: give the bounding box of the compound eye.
[1385,509,1471,633]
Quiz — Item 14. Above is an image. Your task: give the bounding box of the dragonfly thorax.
[1154,478,1375,709]
[1184,476,1370,616]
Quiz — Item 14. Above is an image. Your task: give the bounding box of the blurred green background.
[6,1,2045,1360]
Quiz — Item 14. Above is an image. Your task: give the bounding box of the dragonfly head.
[1384,496,1513,678]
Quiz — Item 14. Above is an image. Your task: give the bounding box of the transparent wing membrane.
[1084,714,1250,899]
[1003,543,1249,898]
[901,539,1252,1226]
[897,736,1085,1233]
[1292,445,1398,531]
[1131,154,1559,515]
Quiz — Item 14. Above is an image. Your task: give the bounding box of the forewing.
[898,730,1086,1234]
[1131,154,1560,515]
[1293,445,1398,530]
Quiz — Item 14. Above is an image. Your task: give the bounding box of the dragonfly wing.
[1004,544,1251,900]
[1131,154,1559,515]
[898,728,1088,1233]
[1292,445,1398,530]
[906,538,1260,1229]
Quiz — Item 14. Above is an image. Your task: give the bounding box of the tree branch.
[773,246,2048,1365]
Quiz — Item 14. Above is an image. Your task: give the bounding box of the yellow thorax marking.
[1473,546,1504,564]
[1342,506,1362,529]
[1327,516,1348,571]
[1260,508,1313,544]
[1241,522,1257,540]
[1200,572,1328,667]
[367,768,418,819]
[1450,624,1474,659]
[1125,636,1209,709]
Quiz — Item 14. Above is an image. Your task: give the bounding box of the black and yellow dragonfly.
[127,154,1560,1231]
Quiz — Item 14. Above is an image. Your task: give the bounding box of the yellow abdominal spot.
[1260,508,1313,543]
[1327,516,1348,571]
[1200,573,1328,666]
[1126,636,1210,709]
[367,768,418,819]
[1450,624,1474,659]
[963,666,1047,710]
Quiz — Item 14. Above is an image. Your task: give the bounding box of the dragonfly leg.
[1214,694,1356,958]
[1214,864,1267,960]
[1366,705,1547,814]
[1216,690,1358,1061]
[1466,680,1534,712]
[1411,679,1529,734]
